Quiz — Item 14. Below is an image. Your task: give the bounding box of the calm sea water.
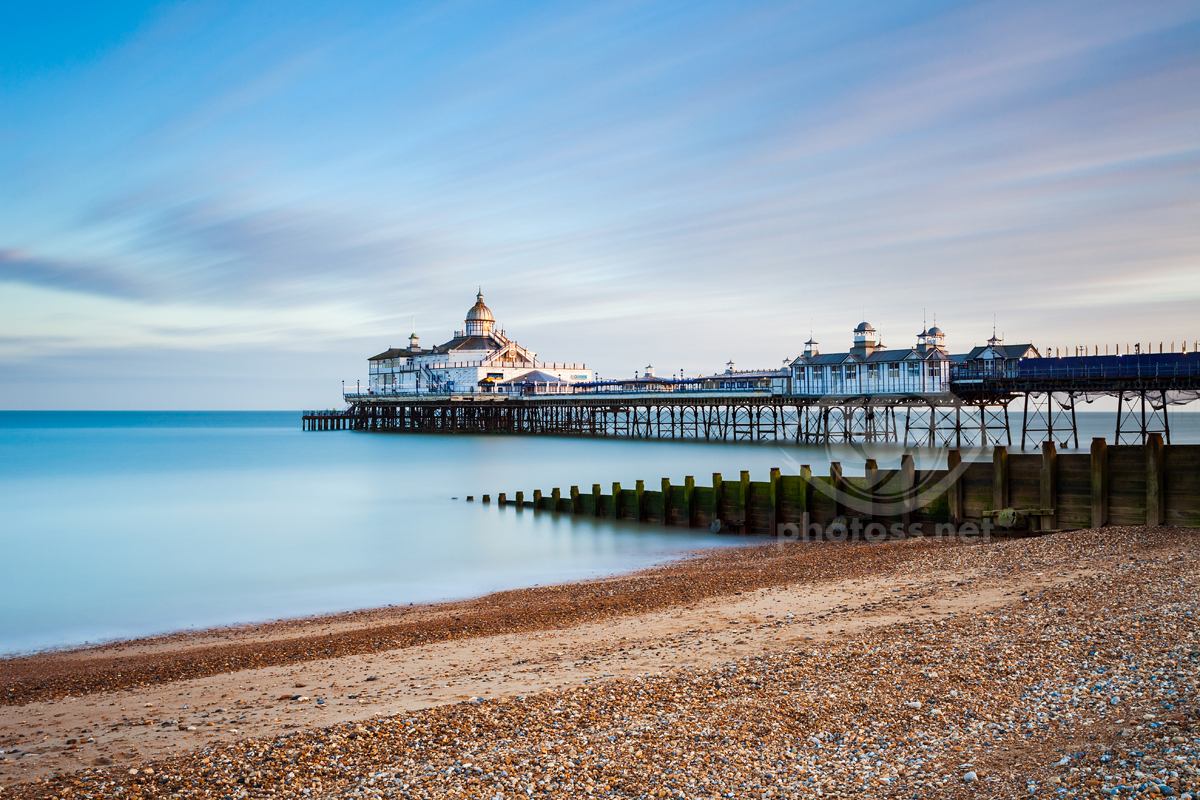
[2,410,1196,655]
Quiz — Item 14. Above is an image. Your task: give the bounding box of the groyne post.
[1147,432,1165,525]
[830,463,843,518]
[635,480,645,522]
[498,493,507,506]
[611,483,621,519]
[863,460,877,524]
[533,489,542,511]
[662,478,672,525]
[947,450,963,531]
[769,467,781,535]
[1090,438,1108,528]
[592,484,602,517]
[551,488,561,511]
[712,473,723,525]
[799,464,812,536]
[685,476,696,528]
[900,454,915,530]
[515,491,524,509]
[570,485,580,514]
[739,471,751,533]
[1041,441,1058,531]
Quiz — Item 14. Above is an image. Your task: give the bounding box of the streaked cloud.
[1,0,1197,406]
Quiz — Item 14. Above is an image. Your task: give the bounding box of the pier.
[304,351,1200,447]
[307,296,1200,447]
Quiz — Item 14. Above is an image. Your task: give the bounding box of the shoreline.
[0,536,931,706]
[0,540,746,663]
[2,526,1196,796]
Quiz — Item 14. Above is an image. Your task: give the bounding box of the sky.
[1,0,1198,409]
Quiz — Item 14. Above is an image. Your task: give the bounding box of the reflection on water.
[1,411,1196,654]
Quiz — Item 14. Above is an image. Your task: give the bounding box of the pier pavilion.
[364,290,592,395]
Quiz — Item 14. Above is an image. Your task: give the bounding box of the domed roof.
[854,321,875,333]
[927,326,943,336]
[466,289,494,323]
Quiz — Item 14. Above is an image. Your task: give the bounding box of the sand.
[0,529,1162,790]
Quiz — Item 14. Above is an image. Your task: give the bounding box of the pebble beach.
[2,525,1198,798]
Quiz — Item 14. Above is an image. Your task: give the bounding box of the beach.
[2,526,1198,797]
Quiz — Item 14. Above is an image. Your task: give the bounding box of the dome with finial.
[464,288,495,336]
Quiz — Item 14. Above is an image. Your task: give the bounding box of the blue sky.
[2,0,1198,408]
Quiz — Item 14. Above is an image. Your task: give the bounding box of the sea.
[2,410,1197,655]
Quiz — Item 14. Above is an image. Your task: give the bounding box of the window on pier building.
[908,363,921,376]
[928,365,940,377]
[844,365,857,379]
[888,364,900,378]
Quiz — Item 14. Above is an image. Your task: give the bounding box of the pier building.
[787,323,1039,397]
[365,290,592,395]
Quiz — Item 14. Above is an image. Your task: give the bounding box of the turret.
[850,321,881,357]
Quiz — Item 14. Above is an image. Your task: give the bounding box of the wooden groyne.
[479,435,1200,536]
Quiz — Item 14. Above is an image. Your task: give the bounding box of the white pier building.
[788,321,1038,397]
[365,290,593,395]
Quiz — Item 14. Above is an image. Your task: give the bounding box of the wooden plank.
[693,486,715,526]
[962,461,994,520]
[779,474,806,526]
[749,481,774,535]
[875,469,903,524]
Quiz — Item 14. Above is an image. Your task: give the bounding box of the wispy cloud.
[1,0,1198,406]
[0,248,148,299]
